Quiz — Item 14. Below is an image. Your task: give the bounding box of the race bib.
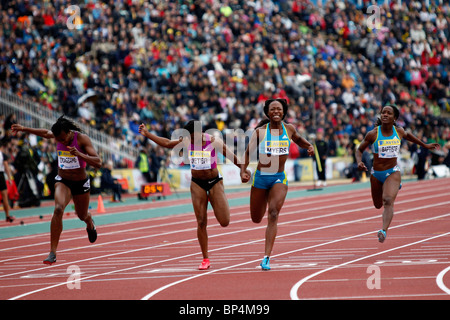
[189,150,212,170]
[265,140,289,155]
[58,150,81,169]
[378,139,401,158]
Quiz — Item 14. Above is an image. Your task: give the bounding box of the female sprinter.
[240,99,314,270]
[139,120,251,270]
[12,116,102,264]
[356,104,439,243]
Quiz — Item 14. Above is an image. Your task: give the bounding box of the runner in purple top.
[139,120,251,270]
[12,116,102,265]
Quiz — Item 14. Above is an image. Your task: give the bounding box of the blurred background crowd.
[0,0,449,205]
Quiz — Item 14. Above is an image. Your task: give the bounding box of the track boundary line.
[436,266,450,295]
[289,230,450,300]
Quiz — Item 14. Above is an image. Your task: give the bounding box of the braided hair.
[51,115,82,136]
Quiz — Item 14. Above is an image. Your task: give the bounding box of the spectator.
[101,160,122,202]
[0,140,14,222]
[135,147,151,183]
[314,128,328,187]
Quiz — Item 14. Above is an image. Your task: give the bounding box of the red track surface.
[1,178,450,301]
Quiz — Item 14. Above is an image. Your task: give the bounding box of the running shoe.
[86,222,97,243]
[43,252,56,265]
[5,216,14,223]
[198,258,210,270]
[260,256,270,271]
[377,229,387,243]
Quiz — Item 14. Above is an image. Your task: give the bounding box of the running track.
[1,177,450,302]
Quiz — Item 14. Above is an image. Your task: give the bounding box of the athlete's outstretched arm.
[212,136,251,182]
[138,123,182,149]
[11,124,55,139]
[397,127,440,150]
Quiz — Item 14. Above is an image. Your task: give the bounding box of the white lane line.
[436,266,450,295]
[290,232,450,300]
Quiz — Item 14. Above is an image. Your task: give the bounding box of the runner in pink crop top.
[56,131,87,169]
[11,116,102,266]
[188,133,218,170]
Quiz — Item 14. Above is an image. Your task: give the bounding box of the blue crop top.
[372,126,401,159]
[258,122,291,155]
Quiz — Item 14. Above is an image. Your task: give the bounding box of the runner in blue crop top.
[240,98,314,270]
[356,104,439,243]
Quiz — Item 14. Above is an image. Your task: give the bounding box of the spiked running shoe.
[198,258,210,270]
[43,252,56,265]
[260,256,270,270]
[378,229,387,243]
[86,222,97,243]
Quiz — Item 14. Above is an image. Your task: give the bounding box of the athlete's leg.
[45,182,72,263]
[73,192,94,227]
[250,186,268,224]
[73,191,96,242]
[190,181,209,259]
[381,171,401,232]
[208,180,230,227]
[370,175,383,209]
[264,183,288,257]
[1,189,13,222]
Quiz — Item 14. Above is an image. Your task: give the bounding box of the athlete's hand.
[11,124,24,134]
[68,146,80,156]
[357,161,368,171]
[138,123,148,136]
[426,143,440,150]
[240,169,251,183]
[306,145,314,157]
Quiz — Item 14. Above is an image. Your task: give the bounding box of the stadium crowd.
[1,0,450,204]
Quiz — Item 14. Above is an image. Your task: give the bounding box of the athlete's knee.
[267,208,279,222]
[382,195,394,207]
[374,201,383,209]
[219,219,229,228]
[53,204,65,217]
[77,212,90,222]
[251,211,263,224]
[196,216,208,229]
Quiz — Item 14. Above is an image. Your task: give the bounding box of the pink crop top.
[188,133,217,170]
[56,131,87,170]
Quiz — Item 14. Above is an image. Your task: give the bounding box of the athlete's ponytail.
[51,115,82,136]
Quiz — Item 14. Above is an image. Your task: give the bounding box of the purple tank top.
[188,133,217,170]
[56,131,87,170]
